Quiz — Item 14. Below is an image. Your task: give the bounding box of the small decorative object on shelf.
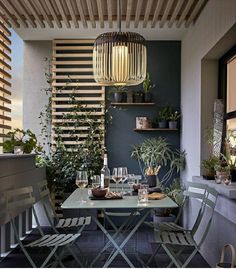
[214,165,231,185]
[136,117,151,129]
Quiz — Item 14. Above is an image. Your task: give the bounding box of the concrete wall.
[181,0,236,181]
[181,0,236,266]
[23,41,52,148]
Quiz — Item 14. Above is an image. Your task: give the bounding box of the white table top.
[61,188,178,209]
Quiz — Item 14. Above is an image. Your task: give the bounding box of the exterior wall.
[181,0,236,181]
[23,41,52,147]
[181,0,236,266]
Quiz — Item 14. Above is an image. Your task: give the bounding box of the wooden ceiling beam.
[86,0,96,28]
[96,0,104,28]
[0,2,20,28]
[55,0,70,28]
[13,0,37,28]
[168,0,184,27]
[177,0,194,28]
[160,0,174,28]
[143,0,153,28]
[134,0,142,28]
[36,0,54,28]
[151,0,164,28]
[75,0,87,28]
[2,0,28,28]
[44,0,62,28]
[66,0,79,28]
[24,0,45,28]
[125,0,132,28]
[185,0,205,27]
[107,0,112,28]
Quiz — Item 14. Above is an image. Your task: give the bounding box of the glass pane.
[227,57,236,113]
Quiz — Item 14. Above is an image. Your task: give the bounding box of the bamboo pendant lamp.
[93,1,147,86]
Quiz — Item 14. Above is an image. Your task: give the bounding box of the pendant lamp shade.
[93,32,147,86]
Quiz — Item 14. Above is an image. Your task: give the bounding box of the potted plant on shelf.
[156,106,171,128]
[143,73,155,103]
[3,128,42,154]
[168,110,180,129]
[131,137,186,188]
[133,90,144,103]
[110,86,127,103]
[202,155,220,180]
[214,164,231,184]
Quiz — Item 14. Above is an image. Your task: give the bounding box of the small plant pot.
[158,121,167,128]
[126,91,133,103]
[134,94,144,103]
[14,146,24,154]
[146,175,156,187]
[169,121,177,129]
[230,169,236,182]
[144,92,152,102]
[113,92,123,103]
[153,213,176,224]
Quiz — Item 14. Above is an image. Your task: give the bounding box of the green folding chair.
[5,186,83,268]
[151,186,218,268]
[36,180,91,234]
[147,182,208,265]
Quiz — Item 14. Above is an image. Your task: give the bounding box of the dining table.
[61,186,178,268]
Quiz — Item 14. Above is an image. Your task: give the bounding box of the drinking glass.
[120,167,128,194]
[91,175,100,188]
[76,170,88,203]
[112,168,122,192]
[127,174,135,195]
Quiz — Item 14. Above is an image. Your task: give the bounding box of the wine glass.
[120,167,128,194]
[76,170,88,203]
[127,174,135,195]
[91,175,100,188]
[112,168,122,192]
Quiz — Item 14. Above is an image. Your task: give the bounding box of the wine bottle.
[101,153,110,188]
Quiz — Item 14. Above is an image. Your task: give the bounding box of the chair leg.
[162,244,183,268]
[146,244,161,266]
[167,246,185,267]
[40,246,58,268]
[66,245,84,267]
[182,248,198,268]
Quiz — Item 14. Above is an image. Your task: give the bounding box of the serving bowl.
[91,187,108,198]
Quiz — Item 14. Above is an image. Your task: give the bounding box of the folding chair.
[151,186,218,268]
[37,180,91,234]
[5,186,83,268]
[155,182,208,232]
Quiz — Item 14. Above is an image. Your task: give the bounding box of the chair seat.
[25,233,80,248]
[157,222,187,232]
[55,216,91,228]
[154,230,197,247]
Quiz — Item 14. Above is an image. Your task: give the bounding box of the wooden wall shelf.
[111,103,155,106]
[134,128,178,132]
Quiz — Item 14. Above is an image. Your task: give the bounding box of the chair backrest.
[5,186,35,219]
[183,182,208,234]
[37,180,59,226]
[198,186,218,247]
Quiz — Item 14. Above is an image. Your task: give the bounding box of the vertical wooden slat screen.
[0,21,11,150]
[52,39,105,150]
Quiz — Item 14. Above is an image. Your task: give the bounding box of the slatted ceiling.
[52,39,105,149]
[0,20,11,149]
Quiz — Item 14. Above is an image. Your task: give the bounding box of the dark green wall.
[106,41,181,178]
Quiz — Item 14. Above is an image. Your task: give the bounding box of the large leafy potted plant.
[131,137,186,187]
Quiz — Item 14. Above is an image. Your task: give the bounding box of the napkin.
[148,192,166,200]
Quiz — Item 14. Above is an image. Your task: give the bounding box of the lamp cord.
[118,0,121,32]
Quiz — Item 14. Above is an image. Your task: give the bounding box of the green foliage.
[108,86,127,93]
[3,128,42,154]
[165,178,185,206]
[169,110,181,121]
[143,73,155,93]
[202,155,220,174]
[214,164,231,172]
[37,59,105,194]
[157,106,172,121]
[131,137,186,186]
